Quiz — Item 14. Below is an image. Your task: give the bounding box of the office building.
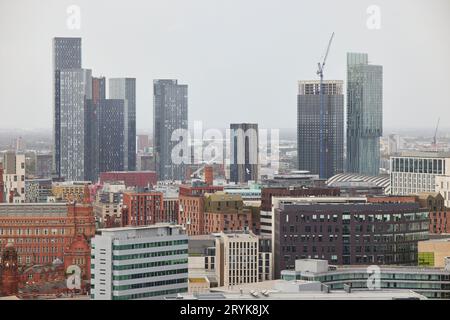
[281,259,450,299]
[215,231,259,287]
[346,52,383,176]
[297,80,344,179]
[2,152,26,203]
[260,186,340,236]
[230,123,259,184]
[272,196,429,277]
[109,78,136,171]
[169,279,426,300]
[153,79,188,181]
[90,224,188,300]
[390,151,450,195]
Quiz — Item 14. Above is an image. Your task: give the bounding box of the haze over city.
[1,0,449,131]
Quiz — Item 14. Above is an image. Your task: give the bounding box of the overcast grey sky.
[0,0,449,131]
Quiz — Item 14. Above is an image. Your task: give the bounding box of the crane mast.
[317,32,335,179]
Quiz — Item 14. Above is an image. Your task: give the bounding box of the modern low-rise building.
[390,151,450,195]
[272,196,430,277]
[418,238,450,268]
[281,259,450,299]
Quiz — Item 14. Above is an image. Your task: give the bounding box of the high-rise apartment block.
[297,80,344,179]
[153,79,188,181]
[109,78,137,171]
[90,224,188,300]
[230,123,259,184]
[346,52,383,176]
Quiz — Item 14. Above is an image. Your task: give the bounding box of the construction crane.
[433,117,440,151]
[317,32,335,179]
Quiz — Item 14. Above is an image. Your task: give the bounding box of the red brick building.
[1,243,19,296]
[367,193,450,234]
[203,192,254,234]
[100,171,157,188]
[179,184,224,235]
[121,191,164,226]
[0,188,95,266]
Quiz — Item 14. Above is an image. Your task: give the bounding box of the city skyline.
[1,0,449,131]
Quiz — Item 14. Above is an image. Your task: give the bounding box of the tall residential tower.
[297,80,344,179]
[346,52,383,176]
[109,78,137,171]
[153,79,188,181]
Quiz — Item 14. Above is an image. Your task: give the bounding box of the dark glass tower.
[153,79,188,181]
[53,37,82,178]
[297,80,344,179]
[346,52,383,176]
[109,78,136,171]
[230,123,259,183]
[85,99,125,181]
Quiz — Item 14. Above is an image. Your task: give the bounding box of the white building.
[390,151,450,195]
[90,223,188,300]
[215,231,259,288]
[2,152,26,203]
[435,175,450,208]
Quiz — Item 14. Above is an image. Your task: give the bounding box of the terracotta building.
[0,186,95,266]
[417,192,450,234]
[1,243,19,296]
[99,171,157,188]
[121,191,164,226]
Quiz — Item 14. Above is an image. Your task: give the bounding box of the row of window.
[112,258,188,271]
[113,239,188,250]
[113,249,187,261]
[112,268,188,281]
[113,277,187,291]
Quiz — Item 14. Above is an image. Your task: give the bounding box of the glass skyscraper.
[153,79,188,181]
[346,52,383,176]
[297,80,344,179]
[53,37,82,179]
[109,78,137,171]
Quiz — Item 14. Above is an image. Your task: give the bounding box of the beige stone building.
[418,238,450,268]
[215,231,259,288]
